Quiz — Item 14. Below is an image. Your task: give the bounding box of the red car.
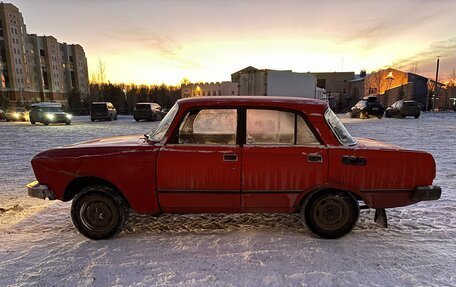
[27,96,441,240]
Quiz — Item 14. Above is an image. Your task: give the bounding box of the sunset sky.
[13,0,456,85]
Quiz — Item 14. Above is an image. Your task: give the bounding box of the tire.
[31,120,36,125]
[114,115,118,120]
[71,186,129,240]
[108,115,113,121]
[414,115,420,119]
[134,117,139,122]
[43,121,49,126]
[66,121,71,125]
[301,190,359,239]
[91,118,95,122]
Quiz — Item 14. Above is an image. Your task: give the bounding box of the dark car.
[91,102,117,121]
[385,100,421,119]
[133,102,165,121]
[29,103,72,125]
[5,107,28,121]
[350,96,385,119]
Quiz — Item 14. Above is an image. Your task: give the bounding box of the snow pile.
[0,114,455,286]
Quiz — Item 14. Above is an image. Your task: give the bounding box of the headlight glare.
[46,113,55,120]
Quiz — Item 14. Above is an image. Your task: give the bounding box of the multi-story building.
[0,2,88,106]
[181,81,238,98]
[231,66,317,98]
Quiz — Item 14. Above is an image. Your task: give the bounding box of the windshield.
[324,109,356,146]
[147,103,179,142]
[42,107,63,112]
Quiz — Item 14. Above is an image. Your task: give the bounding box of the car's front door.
[156,108,241,213]
[241,109,328,212]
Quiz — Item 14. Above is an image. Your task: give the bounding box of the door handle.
[223,154,238,162]
[342,155,367,166]
[307,154,323,163]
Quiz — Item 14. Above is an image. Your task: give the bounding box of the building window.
[231,91,235,95]
[40,49,45,57]
[218,90,222,95]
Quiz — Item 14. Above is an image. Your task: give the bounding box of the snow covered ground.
[0,113,455,287]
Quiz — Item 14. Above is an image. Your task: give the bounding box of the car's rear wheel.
[30,120,36,124]
[301,190,359,239]
[66,121,71,125]
[71,186,129,240]
[414,115,420,119]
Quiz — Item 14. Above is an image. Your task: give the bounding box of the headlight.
[46,113,55,120]
[66,114,72,119]
[13,113,20,118]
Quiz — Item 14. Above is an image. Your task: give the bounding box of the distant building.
[181,81,238,98]
[362,68,429,107]
[0,2,89,106]
[231,66,317,98]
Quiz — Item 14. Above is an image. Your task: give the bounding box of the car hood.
[355,137,404,151]
[63,134,148,148]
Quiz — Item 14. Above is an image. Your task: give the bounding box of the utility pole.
[433,57,440,112]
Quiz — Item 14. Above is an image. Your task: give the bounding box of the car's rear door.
[241,108,328,212]
[156,108,241,213]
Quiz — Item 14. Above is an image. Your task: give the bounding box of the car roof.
[30,102,62,107]
[176,96,327,112]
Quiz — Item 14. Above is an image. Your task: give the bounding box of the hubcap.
[80,198,116,232]
[313,197,349,230]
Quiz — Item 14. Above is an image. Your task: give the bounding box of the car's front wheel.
[71,186,129,240]
[301,190,359,239]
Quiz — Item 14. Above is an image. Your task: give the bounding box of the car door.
[156,108,241,213]
[241,108,328,212]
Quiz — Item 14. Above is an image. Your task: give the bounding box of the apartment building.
[0,3,88,106]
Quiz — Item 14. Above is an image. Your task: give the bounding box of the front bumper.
[27,181,56,200]
[412,185,441,202]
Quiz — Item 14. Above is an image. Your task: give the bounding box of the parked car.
[29,102,72,125]
[350,96,385,119]
[385,100,421,118]
[133,102,165,122]
[5,107,29,121]
[27,96,441,240]
[90,102,117,121]
[0,108,4,120]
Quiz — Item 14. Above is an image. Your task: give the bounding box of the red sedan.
[27,96,441,239]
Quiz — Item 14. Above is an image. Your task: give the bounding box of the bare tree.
[96,59,106,84]
[409,62,419,74]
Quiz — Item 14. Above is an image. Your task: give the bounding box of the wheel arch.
[63,176,130,207]
[295,186,362,211]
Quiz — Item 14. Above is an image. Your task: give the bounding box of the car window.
[325,109,356,146]
[178,109,237,145]
[246,109,318,145]
[149,103,179,142]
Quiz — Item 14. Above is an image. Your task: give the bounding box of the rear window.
[92,104,108,111]
[135,104,151,110]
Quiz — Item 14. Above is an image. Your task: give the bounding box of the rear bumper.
[412,185,441,202]
[27,181,56,200]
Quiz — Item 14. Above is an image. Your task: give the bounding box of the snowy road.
[0,114,455,286]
